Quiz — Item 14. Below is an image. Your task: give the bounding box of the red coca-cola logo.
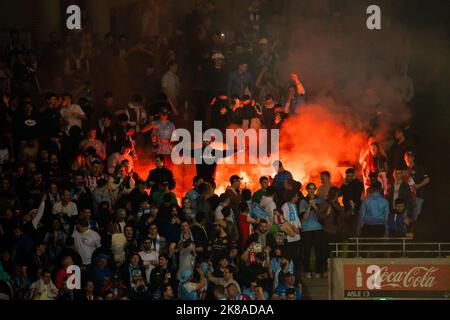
[379,266,438,289]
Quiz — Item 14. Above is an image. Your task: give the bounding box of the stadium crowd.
[0,0,429,300]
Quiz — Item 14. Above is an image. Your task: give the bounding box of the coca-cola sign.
[343,264,450,299]
[377,266,437,289]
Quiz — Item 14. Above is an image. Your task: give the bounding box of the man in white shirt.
[161,60,180,105]
[139,237,160,283]
[60,92,86,134]
[52,190,78,234]
[281,192,302,269]
[72,219,101,266]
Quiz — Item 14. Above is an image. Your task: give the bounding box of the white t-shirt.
[215,204,225,221]
[60,104,85,133]
[281,202,302,243]
[139,250,159,283]
[52,201,78,217]
[73,228,101,265]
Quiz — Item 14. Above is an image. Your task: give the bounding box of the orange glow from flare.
[135,104,367,202]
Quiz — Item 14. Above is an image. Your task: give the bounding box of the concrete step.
[301,278,329,300]
[302,278,328,286]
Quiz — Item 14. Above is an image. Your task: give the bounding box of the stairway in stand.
[301,277,329,300]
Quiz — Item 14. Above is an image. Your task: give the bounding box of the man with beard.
[185,176,203,209]
[243,219,276,265]
[246,219,276,252]
[149,254,175,300]
[139,236,160,283]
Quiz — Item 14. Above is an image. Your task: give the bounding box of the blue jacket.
[388,213,407,237]
[359,192,389,229]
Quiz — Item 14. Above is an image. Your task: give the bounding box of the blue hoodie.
[359,192,389,229]
[388,213,407,237]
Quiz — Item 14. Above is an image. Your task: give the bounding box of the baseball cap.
[259,38,268,45]
[212,52,225,60]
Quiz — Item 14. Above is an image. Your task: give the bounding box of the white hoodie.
[260,195,276,226]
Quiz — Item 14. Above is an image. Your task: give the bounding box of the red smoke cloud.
[135,104,367,200]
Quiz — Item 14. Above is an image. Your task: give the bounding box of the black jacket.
[191,224,209,253]
[149,266,175,293]
[146,167,176,193]
[340,179,364,212]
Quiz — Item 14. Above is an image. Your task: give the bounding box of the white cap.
[212,52,225,60]
[259,38,268,45]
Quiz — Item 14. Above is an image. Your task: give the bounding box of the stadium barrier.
[328,238,450,300]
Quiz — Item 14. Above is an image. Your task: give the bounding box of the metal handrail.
[329,241,450,258]
[331,242,450,245]
[348,237,412,240]
[331,250,450,253]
